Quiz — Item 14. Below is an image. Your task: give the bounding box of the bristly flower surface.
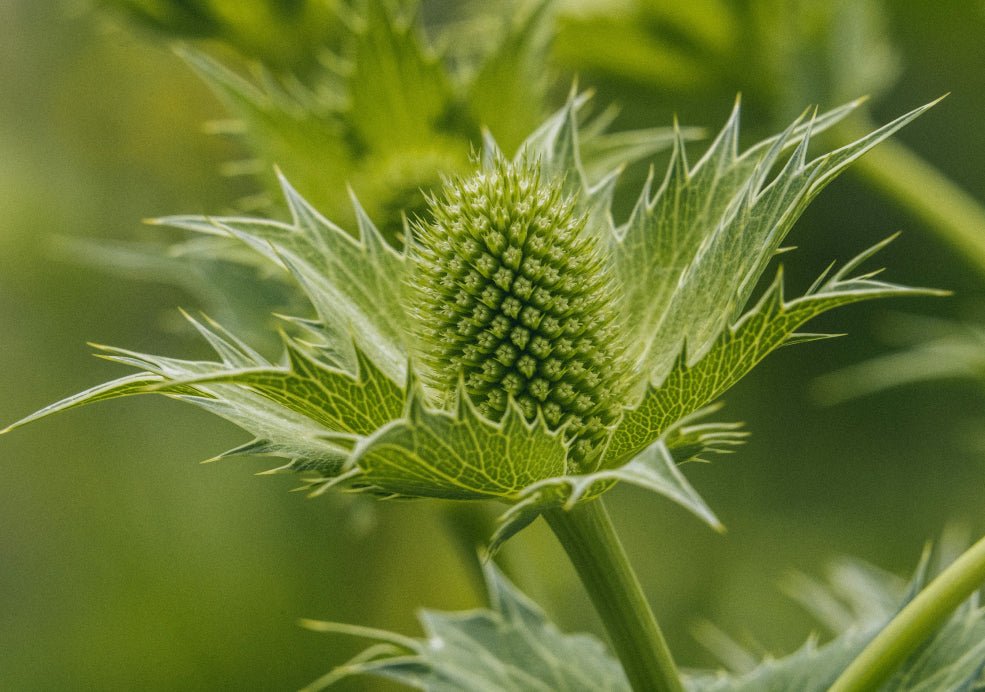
[2,92,943,550]
[410,159,630,468]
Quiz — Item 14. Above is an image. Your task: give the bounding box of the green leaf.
[350,386,568,500]
[112,318,362,476]
[49,233,299,351]
[688,631,882,692]
[301,560,630,692]
[880,599,985,691]
[181,47,355,214]
[781,558,906,636]
[108,0,340,75]
[554,3,726,92]
[611,98,940,381]
[661,403,747,464]
[814,316,985,404]
[689,558,922,692]
[487,436,723,557]
[578,118,703,186]
[510,88,693,212]
[175,0,564,241]
[603,440,722,529]
[1,373,188,434]
[4,85,941,539]
[554,1,900,122]
[464,0,554,154]
[157,174,410,382]
[604,237,944,468]
[157,338,404,438]
[4,314,358,477]
[180,2,473,240]
[344,0,455,153]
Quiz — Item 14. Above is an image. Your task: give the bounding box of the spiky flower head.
[408,159,628,467]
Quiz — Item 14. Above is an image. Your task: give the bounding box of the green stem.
[836,116,985,281]
[543,499,684,692]
[829,534,985,692]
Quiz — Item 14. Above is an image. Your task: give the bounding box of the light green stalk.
[544,499,685,692]
[830,533,985,692]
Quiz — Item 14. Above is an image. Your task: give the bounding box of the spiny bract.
[409,159,628,467]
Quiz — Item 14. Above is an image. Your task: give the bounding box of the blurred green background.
[2,1,984,690]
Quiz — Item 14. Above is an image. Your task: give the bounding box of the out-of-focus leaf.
[555,0,900,124]
[814,317,985,404]
[301,560,630,691]
[690,549,985,692]
[464,0,554,154]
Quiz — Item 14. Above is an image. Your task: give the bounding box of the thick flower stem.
[829,533,985,692]
[543,499,684,692]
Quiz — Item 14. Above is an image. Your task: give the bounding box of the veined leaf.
[3,87,942,548]
[1,373,190,434]
[613,98,941,381]
[301,560,630,692]
[349,386,568,501]
[156,338,404,438]
[604,237,944,468]
[106,318,359,476]
[3,314,356,477]
[524,91,856,233]
[157,174,410,382]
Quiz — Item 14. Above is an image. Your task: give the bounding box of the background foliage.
[2,1,984,690]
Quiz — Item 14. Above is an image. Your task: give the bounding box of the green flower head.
[2,93,938,549]
[410,159,630,468]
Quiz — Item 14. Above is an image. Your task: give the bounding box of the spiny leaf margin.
[603,236,945,469]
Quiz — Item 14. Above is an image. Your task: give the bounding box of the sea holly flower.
[2,92,941,551]
[408,158,632,469]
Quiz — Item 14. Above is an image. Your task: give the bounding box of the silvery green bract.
[3,92,940,550]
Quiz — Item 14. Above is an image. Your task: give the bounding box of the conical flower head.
[408,159,628,467]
